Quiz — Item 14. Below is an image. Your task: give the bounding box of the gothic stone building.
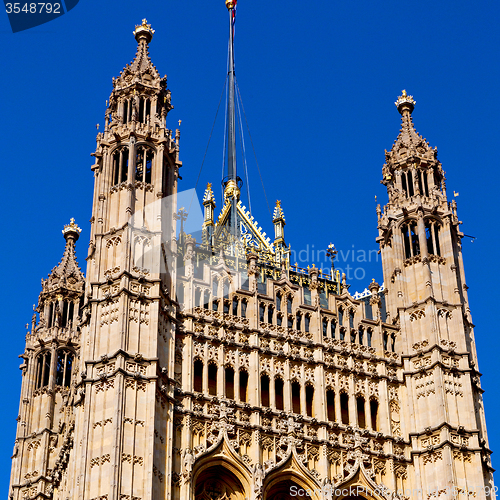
[9,16,494,500]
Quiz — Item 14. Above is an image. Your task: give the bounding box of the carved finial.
[133,19,155,44]
[395,89,416,115]
[62,218,82,242]
[225,0,236,10]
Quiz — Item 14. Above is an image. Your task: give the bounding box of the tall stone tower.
[9,219,85,499]
[9,14,495,500]
[377,90,494,496]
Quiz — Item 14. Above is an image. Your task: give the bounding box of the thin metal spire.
[227,1,236,184]
[224,0,239,240]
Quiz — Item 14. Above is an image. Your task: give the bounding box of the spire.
[387,90,434,162]
[43,219,84,293]
[203,183,216,244]
[223,0,239,239]
[273,200,286,247]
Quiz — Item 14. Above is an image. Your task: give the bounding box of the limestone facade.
[9,21,494,500]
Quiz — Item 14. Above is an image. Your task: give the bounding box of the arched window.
[383,331,389,351]
[367,328,373,347]
[275,379,284,410]
[259,303,265,322]
[349,310,354,329]
[340,393,349,424]
[268,306,274,324]
[338,307,343,325]
[193,359,203,392]
[241,299,247,318]
[195,288,202,308]
[276,313,282,327]
[223,300,230,314]
[305,315,310,333]
[322,318,328,337]
[276,293,281,311]
[203,290,210,309]
[402,221,420,259]
[212,299,219,312]
[112,147,129,185]
[223,281,230,299]
[136,146,154,184]
[139,98,145,123]
[56,350,73,388]
[287,296,293,314]
[261,375,270,407]
[326,389,335,421]
[123,100,129,123]
[287,315,293,329]
[358,326,364,345]
[330,320,336,339]
[48,302,54,328]
[340,327,345,341]
[176,284,184,305]
[36,351,51,389]
[402,170,415,198]
[391,333,396,352]
[225,367,234,400]
[232,297,239,316]
[357,396,366,428]
[61,301,68,328]
[425,220,441,256]
[305,385,314,417]
[296,313,302,331]
[292,382,301,414]
[370,399,379,431]
[208,364,217,396]
[239,370,248,402]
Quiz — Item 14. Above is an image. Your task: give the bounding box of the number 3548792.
[5,3,61,14]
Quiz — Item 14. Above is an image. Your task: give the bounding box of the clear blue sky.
[1,0,499,492]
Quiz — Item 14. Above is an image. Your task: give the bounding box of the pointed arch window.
[261,374,270,407]
[370,399,379,431]
[296,313,302,331]
[425,220,441,256]
[305,385,314,417]
[208,363,217,396]
[259,303,265,323]
[239,370,248,402]
[367,328,373,347]
[123,100,129,124]
[330,319,336,339]
[292,382,301,414]
[340,393,349,424]
[193,359,203,392]
[275,379,284,410]
[225,367,235,400]
[36,351,51,389]
[326,389,335,421]
[241,299,247,318]
[402,169,415,198]
[358,326,364,345]
[402,221,420,259]
[268,305,274,325]
[287,296,293,314]
[112,147,129,185]
[322,318,328,336]
[135,146,154,184]
[195,288,202,308]
[276,293,281,311]
[232,297,239,316]
[305,314,310,333]
[357,396,366,428]
[56,350,73,388]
